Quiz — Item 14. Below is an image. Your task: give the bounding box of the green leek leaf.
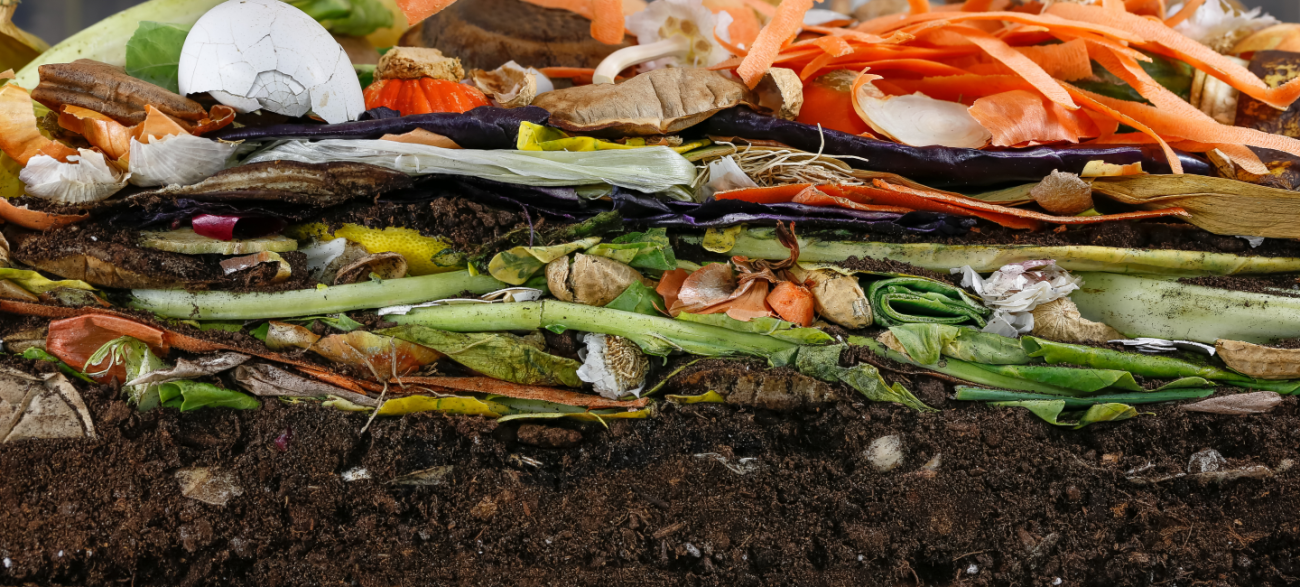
[955,386,1214,406]
[382,324,583,387]
[992,400,1141,429]
[867,277,990,327]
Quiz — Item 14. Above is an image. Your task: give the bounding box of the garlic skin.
[128,134,238,187]
[805,270,873,329]
[1030,298,1123,344]
[577,333,649,399]
[546,253,647,306]
[20,148,129,205]
[178,0,365,124]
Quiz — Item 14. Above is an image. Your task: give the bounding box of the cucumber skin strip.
[131,271,506,320]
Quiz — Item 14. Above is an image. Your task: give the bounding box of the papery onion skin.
[128,134,237,187]
[19,148,128,205]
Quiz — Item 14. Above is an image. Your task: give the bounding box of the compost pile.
[2,0,1300,583]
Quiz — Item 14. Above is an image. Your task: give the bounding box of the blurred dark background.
[11,0,1300,44]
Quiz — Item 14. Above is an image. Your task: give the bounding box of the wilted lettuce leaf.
[993,400,1140,429]
[488,237,600,285]
[377,395,506,417]
[678,313,834,346]
[287,0,352,20]
[382,325,583,387]
[971,363,1141,393]
[888,324,1029,366]
[588,228,677,271]
[20,348,97,383]
[795,344,935,412]
[605,281,665,317]
[124,21,190,94]
[158,380,260,411]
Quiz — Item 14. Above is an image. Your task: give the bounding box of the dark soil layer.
[825,219,1300,257]
[314,196,528,251]
[1181,274,1300,296]
[2,367,1298,587]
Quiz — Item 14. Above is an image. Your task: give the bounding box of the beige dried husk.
[1030,298,1123,344]
[335,252,408,285]
[470,63,537,108]
[805,270,873,328]
[546,253,648,306]
[21,254,188,289]
[1030,170,1093,215]
[1216,339,1300,380]
[534,68,794,136]
[1093,174,1300,239]
[0,279,37,302]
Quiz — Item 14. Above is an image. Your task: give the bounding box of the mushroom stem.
[592,36,692,84]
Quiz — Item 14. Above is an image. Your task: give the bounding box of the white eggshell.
[178,0,365,124]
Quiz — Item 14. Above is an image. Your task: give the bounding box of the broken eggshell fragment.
[178,0,365,124]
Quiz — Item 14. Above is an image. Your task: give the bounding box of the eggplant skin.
[211,106,549,150]
[703,107,1213,189]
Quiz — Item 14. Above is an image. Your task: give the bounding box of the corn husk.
[1092,175,1300,238]
[1216,339,1300,380]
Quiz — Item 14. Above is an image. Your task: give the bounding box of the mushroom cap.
[178,0,365,124]
[398,0,632,71]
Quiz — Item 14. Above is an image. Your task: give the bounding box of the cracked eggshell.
[178,0,365,124]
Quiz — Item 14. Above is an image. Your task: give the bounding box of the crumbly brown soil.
[1180,274,1300,297]
[2,356,1299,587]
[847,219,1300,257]
[316,197,528,251]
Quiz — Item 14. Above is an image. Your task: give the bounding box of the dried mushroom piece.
[33,60,207,126]
[534,68,764,136]
[1216,339,1300,380]
[546,253,650,307]
[131,161,413,207]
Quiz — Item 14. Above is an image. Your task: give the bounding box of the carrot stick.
[394,377,650,409]
[1048,3,1300,110]
[1162,0,1202,27]
[737,0,816,88]
[767,281,815,327]
[589,0,625,44]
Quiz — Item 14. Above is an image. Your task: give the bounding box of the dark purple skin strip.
[701,107,1212,189]
[210,106,550,150]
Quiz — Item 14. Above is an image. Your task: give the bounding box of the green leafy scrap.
[318,0,394,36]
[955,386,1214,407]
[84,336,167,411]
[887,323,1029,366]
[124,21,190,94]
[604,280,666,317]
[677,312,834,346]
[19,348,96,383]
[382,324,583,387]
[992,400,1143,429]
[795,344,935,412]
[488,237,600,285]
[589,228,677,271]
[867,277,990,328]
[158,380,260,411]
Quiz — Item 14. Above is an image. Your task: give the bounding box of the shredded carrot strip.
[957,26,1078,109]
[1101,0,1126,12]
[1014,38,1092,80]
[878,74,1034,102]
[1090,45,1300,167]
[740,0,776,17]
[858,11,1144,44]
[395,0,462,25]
[1063,83,1182,174]
[794,186,916,213]
[714,184,815,204]
[867,180,1191,225]
[519,0,594,18]
[589,0,625,44]
[799,53,836,79]
[811,35,856,57]
[0,197,87,231]
[738,0,817,88]
[1162,0,1202,26]
[908,0,931,14]
[767,281,815,327]
[719,5,764,48]
[962,0,995,12]
[968,89,1093,146]
[1048,3,1300,110]
[1215,144,1268,176]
